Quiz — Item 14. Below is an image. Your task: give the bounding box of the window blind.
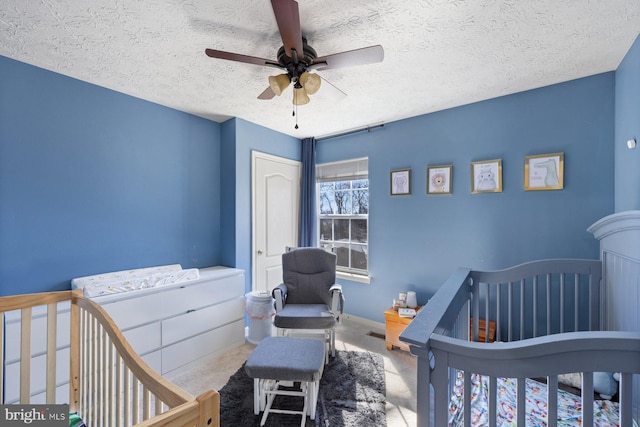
[316,158,368,182]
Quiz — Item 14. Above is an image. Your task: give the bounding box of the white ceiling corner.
[1,0,639,138]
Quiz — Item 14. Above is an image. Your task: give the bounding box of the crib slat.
[133,376,140,423]
[115,352,122,425]
[519,279,525,340]
[508,282,513,341]
[89,315,97,426]
[46,303,57,404]
[496,284,501,342]
[560,273,565,333]
[430,350,449,427]
[70,298,80,413]
[155,390,163,417]
[588,270,600,331]
[485,284,490,343]
[574,273,579,331]
[463,371,471,427]
[472,283,479,342]
[488,376,497,427]
[619,373,633,427]
[144,386,152,419]
[516,378,525,426]
[124,365,131,425]
[546,274,551,335]
[582,373,594,426]
[533,276,538,337]
[547,375,558,427]
[20,307,32,403]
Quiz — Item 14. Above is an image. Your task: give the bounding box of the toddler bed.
[401,258,640,427]
[0,289,219,426]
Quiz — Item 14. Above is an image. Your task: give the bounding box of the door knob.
[257,250,263,255]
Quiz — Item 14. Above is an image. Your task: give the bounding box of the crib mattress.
[71,264,200,297]
[448,372,634,427]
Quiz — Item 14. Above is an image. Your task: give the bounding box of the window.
[316,158,368,277]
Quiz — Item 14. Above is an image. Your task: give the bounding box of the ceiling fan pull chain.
[294,104,299,129]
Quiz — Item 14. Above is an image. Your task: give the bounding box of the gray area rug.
[219,350,386,426]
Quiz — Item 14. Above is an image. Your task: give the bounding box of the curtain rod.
[317,123,384,141]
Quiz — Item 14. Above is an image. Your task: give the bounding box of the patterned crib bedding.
[448,372,636,427]
[69,412,87,427]
[71,264,200,297]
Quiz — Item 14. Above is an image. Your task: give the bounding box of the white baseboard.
[340,312,385,332]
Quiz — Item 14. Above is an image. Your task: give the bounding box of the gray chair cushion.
[273,304,336,329]
[282,248,336,306]
[244,337,325,382]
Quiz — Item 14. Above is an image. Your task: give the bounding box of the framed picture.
[470,159,502,193]
[390,169,411,195]
[525,152,564,191]
[427,165,453,195]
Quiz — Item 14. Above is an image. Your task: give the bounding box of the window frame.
[316,158,370,282]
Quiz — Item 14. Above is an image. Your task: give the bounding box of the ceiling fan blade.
[318,76,347,101]
[310,45,384,71]
[258,87,276,100]
[271,0,304,62]
[205,48,280,68]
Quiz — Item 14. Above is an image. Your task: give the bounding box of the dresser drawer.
[162,296,243,346]
[101,292,165,330]
[161,319,245,374]
[123,321,161,355]
[160,273,244,317]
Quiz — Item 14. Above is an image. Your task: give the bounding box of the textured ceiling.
[1,1,639,138]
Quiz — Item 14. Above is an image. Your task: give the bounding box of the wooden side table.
[384,307,421,351]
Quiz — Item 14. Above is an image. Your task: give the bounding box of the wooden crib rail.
[0,290,219,427]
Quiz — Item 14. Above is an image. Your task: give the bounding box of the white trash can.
[245,291,275,344]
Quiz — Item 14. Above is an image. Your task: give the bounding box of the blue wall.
[0,52,628,325]
[318,73,615,322]
[221,118,300,293]
[615,34,640,212]
[0,56,222,296]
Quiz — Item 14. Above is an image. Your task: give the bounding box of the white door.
[252,151,301,293]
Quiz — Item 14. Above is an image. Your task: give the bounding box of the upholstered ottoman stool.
[244,336,325,427]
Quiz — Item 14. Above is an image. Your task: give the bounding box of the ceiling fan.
[204,0,384,108]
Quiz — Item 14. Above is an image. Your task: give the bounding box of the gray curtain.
[299,137,316,247]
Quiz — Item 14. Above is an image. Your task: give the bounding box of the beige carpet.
[165,317,417,427]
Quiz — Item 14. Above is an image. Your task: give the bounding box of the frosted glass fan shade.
[268,74,290,96]
[293,87,310,105]
[300,72,321,95]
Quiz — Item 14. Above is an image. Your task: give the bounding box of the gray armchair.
[272,248,344,360]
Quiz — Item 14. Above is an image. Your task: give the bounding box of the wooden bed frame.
[0,290,219,426]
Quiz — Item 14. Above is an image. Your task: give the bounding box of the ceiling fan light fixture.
[292,85,310,105]
[268,73,290,96]
[300,72,321,95]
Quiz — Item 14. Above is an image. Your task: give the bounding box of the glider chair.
[272,248,344,362]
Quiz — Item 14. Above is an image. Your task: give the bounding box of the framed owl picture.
[471,159,502,194]
[427,165,453,195]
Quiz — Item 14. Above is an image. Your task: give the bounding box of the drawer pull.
[186,309,196,314]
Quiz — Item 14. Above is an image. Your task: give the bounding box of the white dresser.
[2,266,245,404]
[94,266,246,374]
